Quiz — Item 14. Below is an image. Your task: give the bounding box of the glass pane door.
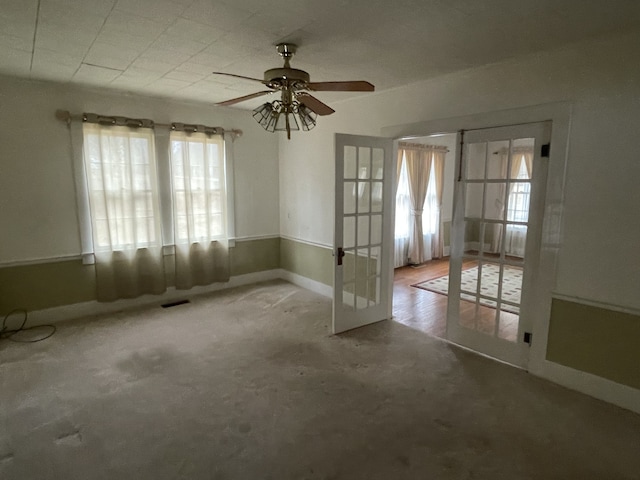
[334,134,394,334]
[447,123,550,367]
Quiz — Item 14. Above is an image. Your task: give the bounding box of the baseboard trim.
[529,360,640,415]
[25,269,283,327]
[279,270,332,298]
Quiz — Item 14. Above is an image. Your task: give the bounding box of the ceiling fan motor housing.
[264,67,310,85]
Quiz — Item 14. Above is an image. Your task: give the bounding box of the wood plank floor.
[392,258,519,342]
[392,259,451,338]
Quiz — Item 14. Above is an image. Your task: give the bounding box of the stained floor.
[1,280,639,479]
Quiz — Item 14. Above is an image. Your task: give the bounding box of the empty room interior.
[1,1,640,478]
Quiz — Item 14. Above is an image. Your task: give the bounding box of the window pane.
[358,147,371,179]
[506,182,531,223]
[82,124,160,251]
[357,215,369,247]
[465,143,486,180]
[170,132,226,242]
[484,183,506,221]
[465,183,484,219]
[370,214,382,245]
[344,146,357,179]
[372,148,384,179]
[357,182,370,213]
[344,182,357,214]
[486,140,509,179]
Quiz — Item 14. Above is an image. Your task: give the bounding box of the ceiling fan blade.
[211,72,268,84]
[307,81,375,92]
[217,91,273,106]
[297,93,335,116]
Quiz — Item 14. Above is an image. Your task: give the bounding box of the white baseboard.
[279,270,332,298]
[529,360,640,415]
[25,269,283,327]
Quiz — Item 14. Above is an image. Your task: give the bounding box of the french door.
[446,122,551,367]
[333,134,394,334]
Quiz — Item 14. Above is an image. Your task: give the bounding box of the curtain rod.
[398,141,449,152]
[55,110,243,139]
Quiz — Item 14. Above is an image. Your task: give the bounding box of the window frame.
[72,122,236,264]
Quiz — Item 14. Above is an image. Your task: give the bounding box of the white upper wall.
[279,29,640,310]
[0,76,280,264]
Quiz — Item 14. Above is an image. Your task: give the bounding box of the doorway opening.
[392,133,457,339]
[392,131,539,346]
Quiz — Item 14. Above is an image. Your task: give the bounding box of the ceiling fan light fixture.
[296,104,317,131]
[274,107,299,134]
[252,102,280,132]
[253,99,313,139]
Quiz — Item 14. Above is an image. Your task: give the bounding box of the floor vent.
[161,299,190,309]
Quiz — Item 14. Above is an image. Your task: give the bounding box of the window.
[78,119,233,299]
[81,123,230,254]
[82,123,162,252]
[170,131,226,244]
[394,152,438,238]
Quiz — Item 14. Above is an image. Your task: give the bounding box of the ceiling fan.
[213,43,375,139]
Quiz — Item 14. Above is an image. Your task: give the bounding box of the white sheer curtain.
[394,146,447,267]
[430,150,446,258]
[82,123,166,301]
[170,131,230,289]
[394,156,411,267]
[505,148,534,257]
[490,147,533,257]
[405,148,432,264]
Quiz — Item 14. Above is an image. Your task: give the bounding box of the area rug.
[413,264,523,314]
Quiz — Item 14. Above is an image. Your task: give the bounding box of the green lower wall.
[280,237,333,286]
[0,259,96,313]
[0,237,281,315]
[546,298,640,390]
[230,237,281,276]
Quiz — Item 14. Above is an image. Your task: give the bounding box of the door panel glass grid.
[459,138,533,343]
[341,145,385,310]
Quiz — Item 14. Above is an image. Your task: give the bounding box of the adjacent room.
[1,1,640,478]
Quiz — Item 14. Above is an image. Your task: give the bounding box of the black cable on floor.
[0,309,56,343]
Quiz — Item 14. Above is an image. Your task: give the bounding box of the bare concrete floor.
[1,280,639,479]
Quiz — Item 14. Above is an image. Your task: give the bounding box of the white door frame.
[381,102,571,374]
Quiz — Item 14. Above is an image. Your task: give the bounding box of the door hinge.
[540,143,550,158]
[523,331,532,345]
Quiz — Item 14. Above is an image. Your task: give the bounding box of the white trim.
[279,234,332,249]
[279,270,332,298]
[551,293,640,317]
[529,360,640,415]
[25,269,283,327]
[232,234,280,242]
[0,254,83,268]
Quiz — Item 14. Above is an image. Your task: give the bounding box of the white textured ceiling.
[2,0,640,110]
